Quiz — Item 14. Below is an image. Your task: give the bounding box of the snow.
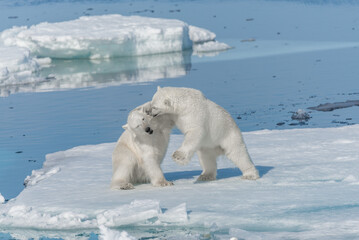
[99,226,136,240]
[291,109,311,121]
[1,125,359,239]
[23,166,61,187]
[192,41,231,55]
[0,45,50,85]
[0,193,4,204]
[188,26,216,44]
[0,14,228,59]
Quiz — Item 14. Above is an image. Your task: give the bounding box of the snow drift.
[1,125,359,239]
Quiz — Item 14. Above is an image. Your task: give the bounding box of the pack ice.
[0,14,230,59]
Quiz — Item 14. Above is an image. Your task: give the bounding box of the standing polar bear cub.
[111,102,174,190]
[151,87,259,181]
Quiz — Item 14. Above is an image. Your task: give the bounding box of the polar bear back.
[153,87,240,142]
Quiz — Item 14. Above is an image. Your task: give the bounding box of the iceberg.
[1,125,359,239]
[0,14,230,59]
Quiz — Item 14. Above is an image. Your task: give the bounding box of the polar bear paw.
[172,150,190,165]
[241,168,260,180]
[196,174,216,182]
[119,183,135,190]
[153,179,174,187]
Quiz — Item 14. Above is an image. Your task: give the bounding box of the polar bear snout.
[145,126,154,135]
[150,107,161,117]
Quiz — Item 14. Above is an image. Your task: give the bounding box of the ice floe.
[0,14,230,96]
[1,125,359,239]
[0,45,50,85]
[0,14,229,59]
[99,225,136,240]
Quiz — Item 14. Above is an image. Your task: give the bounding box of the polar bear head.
[151,86,175,116]
[123,110,153,136]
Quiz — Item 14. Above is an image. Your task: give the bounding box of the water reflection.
[0,51,191,97]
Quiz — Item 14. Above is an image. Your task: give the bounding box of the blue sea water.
[1,0,359,239]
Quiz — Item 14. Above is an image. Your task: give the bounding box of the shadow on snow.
[164,165,273,181]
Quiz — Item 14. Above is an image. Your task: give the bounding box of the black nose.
[145,127,151,132]
[149,129,154,135]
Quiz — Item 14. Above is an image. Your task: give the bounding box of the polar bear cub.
[150,87,259,181]
[111,102,175,190]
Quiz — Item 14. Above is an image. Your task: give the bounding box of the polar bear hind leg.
[196,147,221,182]
[222,133,260,180]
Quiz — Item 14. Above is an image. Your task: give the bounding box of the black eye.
[142,118,145,121]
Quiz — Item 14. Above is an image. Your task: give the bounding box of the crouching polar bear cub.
[151,87,260,181]
[111,102,175,190]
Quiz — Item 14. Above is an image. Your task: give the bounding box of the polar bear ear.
[122,124,128,130]
[157,86,161,91]
[164,99,171,107]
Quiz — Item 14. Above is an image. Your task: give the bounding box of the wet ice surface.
[1,0,359,239]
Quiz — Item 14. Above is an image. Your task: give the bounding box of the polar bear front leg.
[143,155,173,187]
[111,174,135,190]
[173,130,203,165]
[111,146,137,190]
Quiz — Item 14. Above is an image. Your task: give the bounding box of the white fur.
[111,102,175,190]
[151,87,259,181]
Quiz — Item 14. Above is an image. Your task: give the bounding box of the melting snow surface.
[1,125,359,239]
